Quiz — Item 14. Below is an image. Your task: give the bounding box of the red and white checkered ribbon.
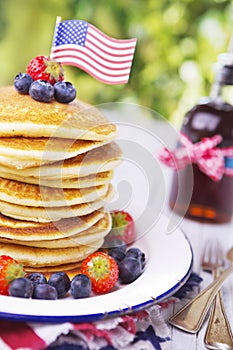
[158,132,233,181]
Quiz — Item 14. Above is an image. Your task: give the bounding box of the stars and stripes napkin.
[0,273,201,350]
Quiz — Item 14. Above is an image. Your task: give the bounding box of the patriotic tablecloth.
[0,273,201,350]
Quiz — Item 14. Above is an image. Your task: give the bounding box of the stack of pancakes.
[0,86,121,273]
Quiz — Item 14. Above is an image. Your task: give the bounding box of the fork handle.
[169,264,233,333]
[204,269,233,350]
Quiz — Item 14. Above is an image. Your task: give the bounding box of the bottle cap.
[218,53,233,66]
[216,53,233,85]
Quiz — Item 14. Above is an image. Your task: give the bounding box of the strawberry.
[26,55,64,85]
[81,252,119,294]
[106,210,136,246]
[0,255,25,295]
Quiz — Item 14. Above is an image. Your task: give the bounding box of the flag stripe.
[53,42,135,62]
[52,45,133,69]
[52,43,134,62]
[89,24,137,45]
[0,320,46,350]
[84,41,135,61]
[53,52,131,75]
[52,47,132,66]
[55,57,130,84]
[86,35,136,55]
[88,25,137,49]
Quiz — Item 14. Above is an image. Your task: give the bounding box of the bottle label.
[224,157,233,176]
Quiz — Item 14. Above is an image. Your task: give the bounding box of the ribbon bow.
[158,132,233,181]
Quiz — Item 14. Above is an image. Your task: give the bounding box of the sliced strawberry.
[106,210,136,246]
[81,252,118,294]
[26,56,64,85]
[0,255,25,295]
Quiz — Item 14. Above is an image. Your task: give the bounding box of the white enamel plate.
[0,214,192,323]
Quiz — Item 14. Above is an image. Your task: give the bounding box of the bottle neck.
[210,83,233,105]
[209,65,233,107]
[209,81,221,101]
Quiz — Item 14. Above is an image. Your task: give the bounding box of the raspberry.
[26,55,64,85]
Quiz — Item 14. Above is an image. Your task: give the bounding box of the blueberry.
[48,272,70,298]
[33,284,57,300]
[70,274,92,299]
[108,247,126,265]
[14,73,33,94]
[105,239,127,252]
[54,81,76,103]
[9,277,33,298]
[126,248,146,269]
[29,80,54,102]
[27,272,47,286]
[119,257,142,284]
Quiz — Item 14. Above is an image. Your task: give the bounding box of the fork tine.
[216,243,224,267]
[201,239,225,271]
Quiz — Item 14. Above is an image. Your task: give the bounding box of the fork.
[169,247,233,333]
[202,240,233,350]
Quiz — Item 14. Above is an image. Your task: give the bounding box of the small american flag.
[50,19,137,84]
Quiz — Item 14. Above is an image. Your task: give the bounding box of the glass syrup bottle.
[169,53,233,223]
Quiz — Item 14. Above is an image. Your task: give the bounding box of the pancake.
[0,170,113,188]
[0,86,117,141]
[0,185,114,222]
[0,212,111,248]
[0,210,105,241]
[0,142,122,179]
[0,155,54,170]
[0,177,109,207]
[0,238,104,267]
[24,261,83,277]
[0,137,109,169]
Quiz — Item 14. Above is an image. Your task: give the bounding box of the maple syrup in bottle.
[169,53,233,223]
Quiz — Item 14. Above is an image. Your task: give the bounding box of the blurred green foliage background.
[0,0,232,122]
